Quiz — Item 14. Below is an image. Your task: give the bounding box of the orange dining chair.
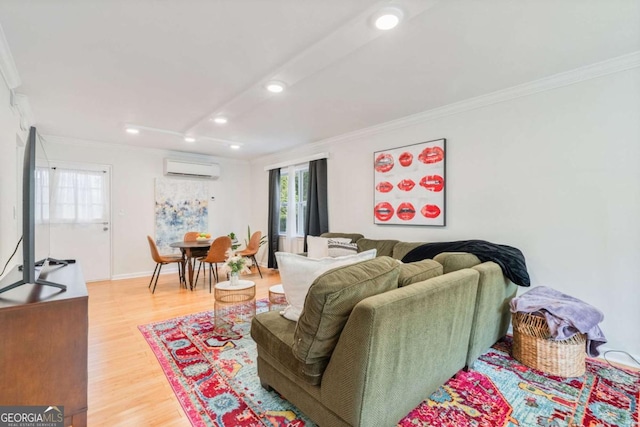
[184,231,209,254]
[184,231,209,280]
[237,231,263,278]
[195,235,232,292]
[147,235,185,294]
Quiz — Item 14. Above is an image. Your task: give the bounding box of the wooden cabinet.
[0,263,88,427]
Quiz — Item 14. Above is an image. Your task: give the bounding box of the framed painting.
[373,138,446,226]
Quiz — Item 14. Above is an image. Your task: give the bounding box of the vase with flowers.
[220,250,251,286]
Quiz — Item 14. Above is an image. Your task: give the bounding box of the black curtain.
[267,168,280,269]
[304,158,328,251]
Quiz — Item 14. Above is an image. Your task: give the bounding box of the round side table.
[268,284,287,305]
[214,279,256,302]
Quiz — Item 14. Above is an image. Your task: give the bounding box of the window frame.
[278,164,309,237]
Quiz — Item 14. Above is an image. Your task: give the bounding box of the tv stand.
[0,263,87,427]
[0,276,67,294]
[2,259,70,294]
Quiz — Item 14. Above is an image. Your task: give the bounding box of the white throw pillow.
[276,249,377,321]
[327,239,358,257]
[306,235,352,259]
[306,235,329,259]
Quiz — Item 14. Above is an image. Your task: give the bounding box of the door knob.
[103,227,109,231]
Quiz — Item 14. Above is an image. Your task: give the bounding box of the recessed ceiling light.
[212,117,228,125]
[265,81,286,93]
[230,144,241,150]
[126,127,139,134]
[373,6,404,30]
[184,136,196,143]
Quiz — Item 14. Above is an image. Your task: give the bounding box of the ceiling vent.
[163,158,220,179]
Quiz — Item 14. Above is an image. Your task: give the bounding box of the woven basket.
[512,311,586,377]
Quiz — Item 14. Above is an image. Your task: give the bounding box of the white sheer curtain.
[34,167,50,224]
[50,168,108,224]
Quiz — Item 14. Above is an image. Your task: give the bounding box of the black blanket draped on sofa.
[401,240,530,286]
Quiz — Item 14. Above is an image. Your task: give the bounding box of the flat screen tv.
[0,126,66,294]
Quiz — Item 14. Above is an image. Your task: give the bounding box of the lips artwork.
[375,181,394,193]
[374,138,445,226]
[374,202,394,222]
[399,152,413,167]
[421,204,441,219]
[418,146,444,164]
[419,175,444,192]
[374,153,394,173]
[396,202,416,221]
[397,179,415,192]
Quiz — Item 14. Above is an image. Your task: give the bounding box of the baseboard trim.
[111,266,180,281]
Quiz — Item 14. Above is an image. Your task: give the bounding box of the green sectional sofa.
[250,233,517,426]
[323,233,518,367]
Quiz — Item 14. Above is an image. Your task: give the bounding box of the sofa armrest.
[320,269,480,427]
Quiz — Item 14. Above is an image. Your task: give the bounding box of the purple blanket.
[510,286,607,357]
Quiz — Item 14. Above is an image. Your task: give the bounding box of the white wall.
[0,78,23,280]
[43,137,253,279]
[250,68,640,359]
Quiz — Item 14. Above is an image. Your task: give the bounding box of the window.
[35,167,50,224]
[278,165,309,236]
[49,168,108,224]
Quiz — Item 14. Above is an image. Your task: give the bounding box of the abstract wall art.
[373,138,446,226]
[155,178,209,253]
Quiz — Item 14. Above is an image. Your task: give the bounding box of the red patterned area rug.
[139,299,640,427]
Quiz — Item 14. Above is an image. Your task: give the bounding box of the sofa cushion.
[356,238,400,257]
[307,235,351,259]
[320,232,364,243]
[327,239,358,257]
[433,252,482,274]
[398,259,443,287]
[392,242,425,260]
[250,310,326,385]
[276,250,377,321]
[293,256,400,366]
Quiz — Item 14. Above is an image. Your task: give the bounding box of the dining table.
[169,240,212,290]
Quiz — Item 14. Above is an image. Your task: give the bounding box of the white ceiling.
[1,0,638,160]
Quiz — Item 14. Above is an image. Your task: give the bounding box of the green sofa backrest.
[356,238,399,257]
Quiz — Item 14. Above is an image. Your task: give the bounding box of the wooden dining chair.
[147,235,185,293]
[237,231,263,278]
[195,235,232,292]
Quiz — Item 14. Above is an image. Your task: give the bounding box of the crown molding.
[317,51,640,147]
[12,93,35,130]
[0,25,21,89]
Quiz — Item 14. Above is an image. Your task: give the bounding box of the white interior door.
[48,161,111,282]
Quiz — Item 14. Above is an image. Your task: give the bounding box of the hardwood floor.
[86,266,281,426]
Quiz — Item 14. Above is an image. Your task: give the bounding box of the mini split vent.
[163,159,220,179]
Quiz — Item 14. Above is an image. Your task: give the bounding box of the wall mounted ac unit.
[163,158,220,179]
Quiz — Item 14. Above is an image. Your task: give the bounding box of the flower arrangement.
[220,250,251,276]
